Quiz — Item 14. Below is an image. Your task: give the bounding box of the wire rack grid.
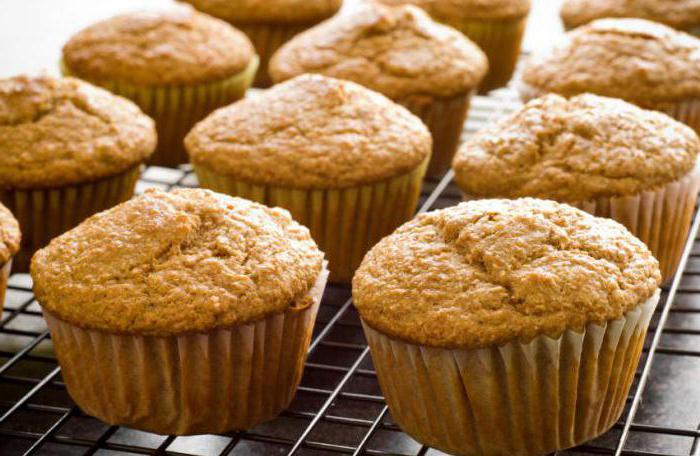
[0,91,700,456]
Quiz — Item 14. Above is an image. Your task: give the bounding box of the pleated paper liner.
[399,93,472,178]
[362,291,659,456]
[0,166,140,272]
[0,260,13,313]
[194,159,428,283]
[61,57,258,167]
[235,22,318,88]
[43,265,328,435]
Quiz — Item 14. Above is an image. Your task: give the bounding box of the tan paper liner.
[362,291,659,456]
[399,93,473,178]
[43,265,328,435]
[61,58,258,167]
[194,159,428,283]
[235,22,318,88]
[0,167,140,272]
[0,260,13,314]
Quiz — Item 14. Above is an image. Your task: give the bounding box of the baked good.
[377,0,531,92]
[62,5,257,166]
[180,0,342,87]
[0,75,155,270]
[353,198,661,455]
[0,203,20,312]
[32,188,327,434]
[561,0,700,31]
[521,18,700,134]
[269,2,487,176]
[453,93,700,280]
[185,74,431,282]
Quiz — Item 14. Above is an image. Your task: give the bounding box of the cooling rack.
[1,91,699,456]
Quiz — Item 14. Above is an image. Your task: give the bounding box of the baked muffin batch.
[1,0,698,454]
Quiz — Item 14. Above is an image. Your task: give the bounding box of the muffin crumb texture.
[561,0,700,30]
[353,198,661,349]
[186,74,431,188]
[377,0,531,21]
[31,188,324,336]
[0,75,156,189]
[62,6,255,86]
[0,204,20,265]
[269,3,488,98]
[180,0,342,24]
[453,93,700,201]
[522,18,700,102]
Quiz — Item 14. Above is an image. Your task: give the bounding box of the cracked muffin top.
[62,6,255,86]
[269,3,488,99]
[452,94,699,202]
[521,19,700,104]
[352,198,661,349]
[185,74,431,188]
[180,0,342,24]
[0,203,20,265]
[377,0,531,21]
[561,0,700,31]
[0,75,156,189]
[31,188,324,336]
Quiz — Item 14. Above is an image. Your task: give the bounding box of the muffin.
[520,18,700,134]
[0,75,155,271]
[561,0,700,32]
[180,0,342,87]
[0,204,20,313]
[31,188,327,434]
[269,3,487,177]
[377,0,531,92]
[62,6,257,167]
[353,198,661,456]
[453,94,700,281]
[185,74,431,283]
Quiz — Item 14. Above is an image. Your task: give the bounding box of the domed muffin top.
[180,0,342,24]
[0,75,155,189]
[0,203,20,265]
[185,74,431,188]
[269,3,488,99]
[353,198,661,349]
[31,189,325,336]
[561,0,700,31]
[522,18,700,103]
[452,94,699,201]
[62,7,255,86]
[377,0,531,21]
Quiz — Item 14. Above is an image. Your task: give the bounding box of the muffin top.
[269,3,488,99]
[62,7,255,86]
[377,0,531,21]
[453,94,700,202]
[31,188,324,336]
[185,74,431,188]
[353,198,661,349]
[0,75,156,189]
[561,0,700,31]
[180,0,342,24]
[522,18,700,103]
[0,203,20,265]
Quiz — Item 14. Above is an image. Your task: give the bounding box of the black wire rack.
[1,91,700,456]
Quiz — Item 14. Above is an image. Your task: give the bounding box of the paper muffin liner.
[235,22,318,88]
[61,58,258,167]
[43,265,328,435]
[362,291,659,456]
[452,16,528,93]
[399,93,472,178]
[0,260,13,314]
[0,167,140,272]
[194,159,427,283]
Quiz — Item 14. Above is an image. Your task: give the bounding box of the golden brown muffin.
[186,74,431,188]
[0,203,20,266]
[270,3,487,99]
[0,75,155,189]
[32,188,324,336]
[561,0,700,31]
[62,7,255,87]
[378,0,530,21]
[453,94,699,202]
[181,0,342,24]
